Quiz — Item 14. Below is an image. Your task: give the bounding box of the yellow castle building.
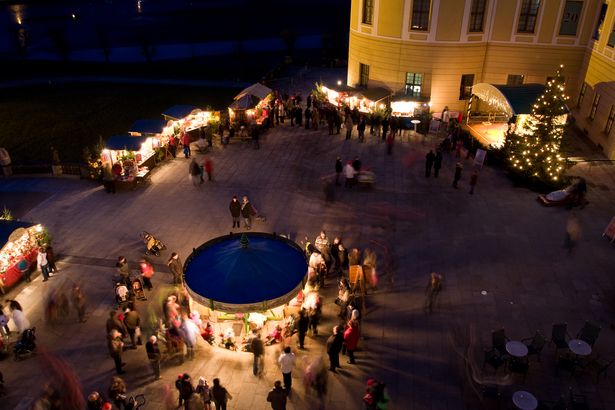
[348,0,615,157]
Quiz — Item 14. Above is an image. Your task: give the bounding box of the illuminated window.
[605,105,615,134]
[411,0,431,31]
[405,73,423,97]
[459,74,475,100]
[559,1,583,36]
[469,0,487,33]
[577,82,587,107]
[507,74,524,86]
[362,0,373,25]
[589,93,601,121]
[359,63,370,87]
[608,23,615,47]
[593,3,608,40]
[517,0,541,33]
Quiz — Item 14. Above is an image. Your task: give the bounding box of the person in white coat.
[9,300,30,335]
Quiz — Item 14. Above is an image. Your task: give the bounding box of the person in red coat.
[343,320,360,364]
[181,132,191,159]
[203,158,213,182]
[139,259,154,291]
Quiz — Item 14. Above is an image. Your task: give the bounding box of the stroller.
[131,277,147,301]
[14,328,36,361]
[140,231,166,256]
[115,282,130,309]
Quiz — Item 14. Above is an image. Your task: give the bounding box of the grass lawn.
[0,83,240,163]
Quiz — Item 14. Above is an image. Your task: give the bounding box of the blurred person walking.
[211,378,232,410]
[167,252,183,285]
[266,380,287,410]
[71,284,87,323]
[326,325,344,372]
[564,213,582,254]
[425,272,444,314]
[145,335,162,381]
[278,346,296,394]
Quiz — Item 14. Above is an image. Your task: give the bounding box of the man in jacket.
[229,196,241,229]
[326,325,344,371]
[108,329,125,374]
[167,252,183,285]
[145,335,162,380]
[266,381,287,410]
[37,247,50,282]
[241,196,255,230]
[250,332,265,376]
[123,307,141,349]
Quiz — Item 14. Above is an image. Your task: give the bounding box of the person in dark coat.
[297,308,309,349]
[453,162,463,188]
[211,378,232,410]
[123,307,141,349]
[434,149,443,178]
[229,196,241,228]
[176,373,194,409]
[108,329,125,374]
[357,116,366,142]
[241,196,255,230]
[304,107,311,129]
[145,335,162,380]
[266,381,287,410]
[425,150,436,177]
[45,245,58,273]
[352,157,361,173]
[335,157,343,186]
[381,117,389,142]
[250,332,265,376]
[326,325,344,372]
[167,252,183,285]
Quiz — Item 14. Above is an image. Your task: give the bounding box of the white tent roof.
[234,83,272,101]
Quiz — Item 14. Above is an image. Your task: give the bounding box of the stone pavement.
[1,120,615,410]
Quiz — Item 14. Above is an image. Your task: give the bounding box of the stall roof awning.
[471,83,546,116]
[130,119,168,135]
[106,134,148,151]
[162,105,199,121]
[229,94,260,110]
[355,87,392,102]
[0,220,35,248]
[234,83,272,101]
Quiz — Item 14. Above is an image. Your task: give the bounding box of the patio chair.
[556,351,578,377]
[522,331,546,362]
[576,321,601,347]
[483,348,506,373]
[508,357,529,381]
[491,328,508,356]
[550,323,570,352]
[581,355,614,384]
[568,387,590,410]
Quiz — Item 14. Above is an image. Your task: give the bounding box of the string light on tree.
[500,65,570,183]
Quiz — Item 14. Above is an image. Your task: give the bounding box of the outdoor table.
[568,339,592,356]
[506,340,529,358]
[411,119,421,136]
[512,390,537,410]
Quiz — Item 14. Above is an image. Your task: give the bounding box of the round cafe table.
[568,339,592,356]
[513,390,538,410]
[411,119,421,136]
[506,340,529,358]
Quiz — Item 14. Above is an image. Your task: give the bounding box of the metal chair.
[522,331,546,362]
[483,348,506,373]
[491,328,508,356]
[550,323,570,352]
[581,355,614,383]
[576,321,601,347]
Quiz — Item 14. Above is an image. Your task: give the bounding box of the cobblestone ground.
[2,116,615,410]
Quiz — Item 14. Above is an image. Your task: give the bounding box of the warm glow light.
[337,80,342,86]
[391,101,417,115]
[71,13,76,20]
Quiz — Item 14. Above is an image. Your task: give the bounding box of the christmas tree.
[501,65,569,183]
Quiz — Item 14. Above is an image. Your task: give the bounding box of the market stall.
[130,119,172,163]
[0,221,44,292]
[352,87,392,113]
[464,83,564,147]
[101,134,151,189]
[318,84,357,108]
[183,232,307,343]
[229,83,273,125]
[162,108,221,141]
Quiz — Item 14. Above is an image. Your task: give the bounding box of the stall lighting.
[337,80,342,86]
[71,13,76,20]
[35,225,43,232]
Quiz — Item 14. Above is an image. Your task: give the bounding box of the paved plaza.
[2,113,615,409]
